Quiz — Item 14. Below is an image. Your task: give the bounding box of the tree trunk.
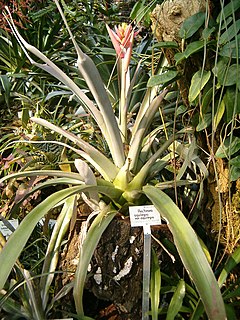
[59,213,173,318]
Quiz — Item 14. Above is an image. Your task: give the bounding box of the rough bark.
[151,0,206,43]
[59,214,174,318]
[151,0,207,105]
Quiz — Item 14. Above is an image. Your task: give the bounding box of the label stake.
[129,205,161,320]
[142,225,151,320]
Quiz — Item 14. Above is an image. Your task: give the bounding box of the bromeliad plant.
[0,1,226,319]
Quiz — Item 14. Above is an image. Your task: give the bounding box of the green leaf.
[219,19,240,45]
[220,17,233,30]
[189,70,211,103]
[229,155,240,168]
[20,108,31,129]
[0,74,11,92]
[0,74,11,106]
[174,41,205,64]
[218,246,240,288]
[130,0,147,24]
[0,170,85,185]
[184,41,205,58]
[176,105,187,116]
[213,99,225,130]
[221,64,239,86]
[147,71,178,87]
[130,0,157,25]
[223,286,240,300]
[166,279,185,320]
[45,90,72,101]
[219,35,240,59]
[201,86,213,114]
[202,27,216,40]
[150,249,161,320]
[223,87,240,122]
[97,47,116,56]
[174,52,185,65]
[215,136,240,158]
[0,186,87,291]
[217,0,240,23]
[225,304,238,320]
[179,12,206,39]
[30,117,119,181]
[0,290,27,316]
[73,205,117,317]
[196,113,212,131]
[143,186,226,320]
[130,0,145,20]
[230,165,240,181]
[40,195,77,309]
[153,41,178,49]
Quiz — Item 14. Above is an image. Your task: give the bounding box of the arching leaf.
[179,12,205,39]
[143,186,226,320]
[189,70,211,103]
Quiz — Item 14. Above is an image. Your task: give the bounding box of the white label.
[38,218,56,228]
[0,219,19,239]
[129,205,161,227]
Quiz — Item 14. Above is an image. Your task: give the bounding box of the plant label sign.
[129,205,161,227]
[129,205,161,319]
[0,219,19,239]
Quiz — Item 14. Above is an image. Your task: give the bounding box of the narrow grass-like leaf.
[0,185,92,291]
[40,195,77,309]
[22,269,45,320]
[30,117,119,181]
[166,279,185,320]
[130,0,158,25]
[150,249,161,320]
[189,300,204,320]
[218,246,240,288]
[0,74,11,106]
[126,89,168,173]
[3,8,104,129]
[128,135,177,190]
[73,204,117,317]
[53,0,125,168]
[0,288,29,318]
[0,170,84,185]
[143,186,226,320]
